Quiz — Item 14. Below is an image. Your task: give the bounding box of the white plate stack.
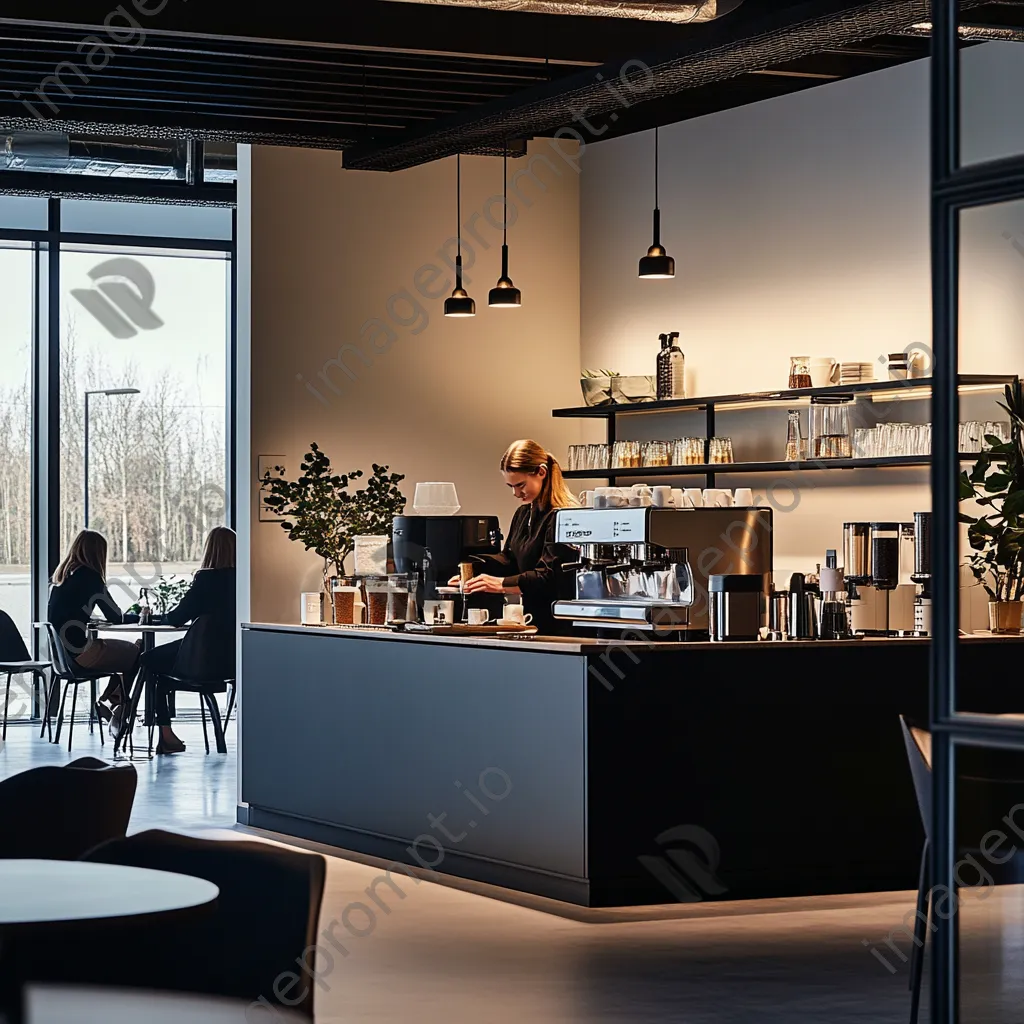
[838,362,875,385]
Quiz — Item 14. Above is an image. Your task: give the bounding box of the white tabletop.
[26,985,305,1023]
[91,623,186,633]
[0,861,218,927]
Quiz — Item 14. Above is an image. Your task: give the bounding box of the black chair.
[0,609,50,742]
[38,621,111,752]
[900,717,1024,1024]
[78,829,326,1018]
[0,758,137,860]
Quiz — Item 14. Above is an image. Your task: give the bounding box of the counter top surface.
[242,622,1024,655]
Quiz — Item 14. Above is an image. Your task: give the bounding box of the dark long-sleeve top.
[165,567,236,680]
[476,503,576,633]
[47,566,124,655]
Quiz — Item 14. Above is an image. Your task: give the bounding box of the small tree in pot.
[261,443,406,588]
[959,380,1024,633]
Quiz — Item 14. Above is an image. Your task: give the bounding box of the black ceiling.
[0,0,1022,168]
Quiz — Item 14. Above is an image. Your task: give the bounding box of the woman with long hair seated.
[48,529,141,740]
[142,526,236,755]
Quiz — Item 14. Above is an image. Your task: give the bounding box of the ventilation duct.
[1,133,190,179]
[379,0,744,22]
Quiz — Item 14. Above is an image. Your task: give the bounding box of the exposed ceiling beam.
[342,0,991,170]
[0,0,738,65]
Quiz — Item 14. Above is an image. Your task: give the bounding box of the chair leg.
[44,672,57,743]
[2,670,11,741]
[67,682,78,753]
[204,692,227,755]
[54,679,70,745]
[909,839,930,1024]
[88,678,97,733]
[224,684,236,731]
[199,695,210,754]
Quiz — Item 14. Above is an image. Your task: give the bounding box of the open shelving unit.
[553,374,1018,487]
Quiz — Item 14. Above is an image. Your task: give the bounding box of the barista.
[453,439,579,635]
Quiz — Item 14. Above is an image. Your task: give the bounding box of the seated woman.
[142,526,236,755]
[48,529,141,739]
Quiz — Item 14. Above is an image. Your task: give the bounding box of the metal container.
[768,589,790,638]
[709,574,767,642]
[788,573,819,640]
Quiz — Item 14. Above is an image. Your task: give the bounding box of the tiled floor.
[3,723,1023,1022]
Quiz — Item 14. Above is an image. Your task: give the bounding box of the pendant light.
[444,154,476,317]
[489,145,522,308]
[638,126,675,280]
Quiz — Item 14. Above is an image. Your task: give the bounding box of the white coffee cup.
[733,488,755,507]
[579,490,595,508]
[467,608,490,626]
[809,357,838,388]
[424,599,456,625]
[671,489,686,508]
[652,486,672,507]
[502,603,533,626]
[703,488,734,507]
[684,488,704,508]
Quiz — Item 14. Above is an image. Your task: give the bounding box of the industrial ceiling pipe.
[377,0,744,24]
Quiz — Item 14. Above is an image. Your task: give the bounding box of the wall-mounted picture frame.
[257,455,288,522]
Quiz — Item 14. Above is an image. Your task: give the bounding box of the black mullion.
[228,208,238,532]
[45,198,61,584]
[929,1,962,1021]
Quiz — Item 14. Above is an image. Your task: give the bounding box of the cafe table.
[24,985,305,1024]
[89,622,186,758]
[0,861,218,1023]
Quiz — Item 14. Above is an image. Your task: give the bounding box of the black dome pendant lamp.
[444,154,476,318]
[638,126,675,280]
[489,146,522,308]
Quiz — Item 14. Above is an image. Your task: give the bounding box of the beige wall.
[578,43,1024,621]
[249,144,581,623]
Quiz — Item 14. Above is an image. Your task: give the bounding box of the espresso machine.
[392,515,502,617]
[552,507,774,637]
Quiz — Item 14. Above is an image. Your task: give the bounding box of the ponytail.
[500,439,579,511]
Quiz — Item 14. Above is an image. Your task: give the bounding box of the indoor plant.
[260,443,406,589]
[959,380,1024,634]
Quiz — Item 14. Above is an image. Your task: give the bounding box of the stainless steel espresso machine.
[552,506,774,637]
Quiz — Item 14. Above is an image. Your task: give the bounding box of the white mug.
[579,490,595,508]
[703,488,733,507]
[809,357,838,388]
[424,599,456,625]
[467,608,490,626]
[733,488,755,507]
[671,488,685,508]
[502,602,533,626]
[684,488,704,508]
[652,486,672,507]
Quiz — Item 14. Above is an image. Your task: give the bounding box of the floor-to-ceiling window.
[0,244,34,645]
[0,192,234,724]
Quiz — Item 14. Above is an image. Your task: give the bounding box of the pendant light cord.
[654,126,659,210]
[503,145,508,247]
[457,153,462,262]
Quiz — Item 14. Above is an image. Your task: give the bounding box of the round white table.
[0,860,218,929]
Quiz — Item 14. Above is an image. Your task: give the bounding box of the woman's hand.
[462,574,507,595]
[447,575,461,587]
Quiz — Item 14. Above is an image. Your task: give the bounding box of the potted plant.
[959,380,1024,634]
[126,575,192,618]
[260,443,406,595]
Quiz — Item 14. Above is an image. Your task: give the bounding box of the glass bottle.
[784,410,805,462]
[656,332,685,400]
[138,588,152,625]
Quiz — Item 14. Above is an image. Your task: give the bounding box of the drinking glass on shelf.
[985,421,1010,447]
[853,428,874,459]
[643,441,670,467]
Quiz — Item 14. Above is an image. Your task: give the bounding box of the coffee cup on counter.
[671,488,686,508]
[467,608,491,626]
[733,488,755,507]
[652,486,673,507]
[578,490,596,508]
[703,488,734,507]
[683,488,704,508]
[501,600,533,627]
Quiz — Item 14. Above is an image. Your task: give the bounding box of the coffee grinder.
[911,511,933,634]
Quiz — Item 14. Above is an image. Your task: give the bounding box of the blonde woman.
[142,526,236,754]
[48,529,140,734]
[456,439,579,634]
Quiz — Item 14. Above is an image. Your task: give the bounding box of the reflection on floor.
[0,716,237,833]
[3,724,1022,1022]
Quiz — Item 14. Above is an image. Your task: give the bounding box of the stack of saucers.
[838,362,875,385]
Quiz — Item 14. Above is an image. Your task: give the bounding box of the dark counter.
[240,623,1023,906]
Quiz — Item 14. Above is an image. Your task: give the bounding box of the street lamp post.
[84,388,140,529]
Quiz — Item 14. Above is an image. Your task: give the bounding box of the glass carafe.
[789,356,812,389]
[784,410,805,462]
[332,576,363,625]
[386,573,415,624]
[363,575,390,626]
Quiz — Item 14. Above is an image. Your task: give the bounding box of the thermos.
[788,573,819,640]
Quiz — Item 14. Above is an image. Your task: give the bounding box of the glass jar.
[332,576,363,625]
[789,356,812,389]
[785,410,806,462]
[810,397,853,460]
[363,575,390,625]
[386,573,415,624]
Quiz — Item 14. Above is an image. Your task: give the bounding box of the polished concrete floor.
[3,722,1023,1022]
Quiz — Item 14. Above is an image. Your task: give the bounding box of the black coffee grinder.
[911,511,933,635]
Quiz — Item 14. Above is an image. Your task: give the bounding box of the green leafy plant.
[127,575,192,616]
[959,380,1024,602]
[260,443,406,583]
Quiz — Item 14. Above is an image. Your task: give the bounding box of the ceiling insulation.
[378,0,744,23]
